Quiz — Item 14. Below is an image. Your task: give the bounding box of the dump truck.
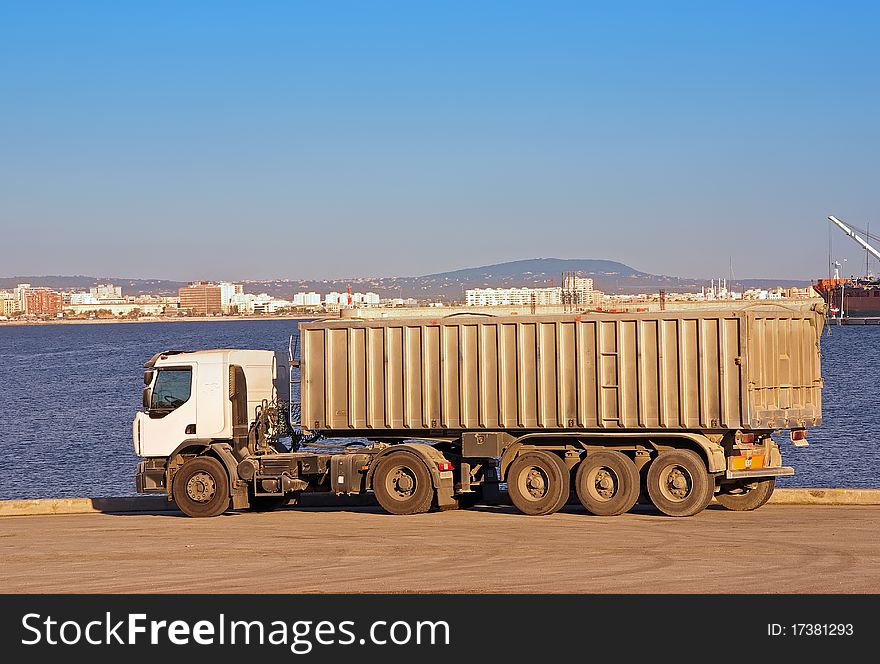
[133,302,825,518]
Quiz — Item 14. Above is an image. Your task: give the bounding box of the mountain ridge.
[1,259,812,299]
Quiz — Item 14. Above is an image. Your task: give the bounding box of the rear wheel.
[575,451,640,516]
[173,456,230,518]
[716,478,776,511]
[373,452,435,515]
[646,449,713,517]
[507,451,569,516]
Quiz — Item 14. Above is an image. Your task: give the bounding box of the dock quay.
[2,488,879,518]
[833,317,880,325]
[1,492,879,593]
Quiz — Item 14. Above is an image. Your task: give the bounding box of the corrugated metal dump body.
[299,306,824,434]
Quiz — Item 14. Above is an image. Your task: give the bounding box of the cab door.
[140,365,197,457]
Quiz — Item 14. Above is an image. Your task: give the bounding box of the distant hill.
[408,258,650,300]
[1,260,811,300]
[396,259,810,298]
[422,258,644,280]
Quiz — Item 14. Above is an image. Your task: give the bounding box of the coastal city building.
[90,284,123,301]
[321,291,381,308]
[388,297,420,307]
[255,297,293,314]
[66,283,124,306]
[323,291,374,306]
[562,275,600,306]
[227,291,294,314]
[179,281,223,316]
[602,284,818,308]
[60,283,175,318]
[26,289,63,316]
[324,291,346,306]
[0,275,822,324]
[353,292,381,306]
[0,294,17,318]
[465,287,563,307]
[292,292,322,306]
[69,292,100,305]
[228,291,255,314]
[14,284,31,313]
[10,285,63,316]
[219,282,244,313]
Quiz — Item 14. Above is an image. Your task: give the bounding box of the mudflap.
[210,443,250,510]
[436,481,458,511]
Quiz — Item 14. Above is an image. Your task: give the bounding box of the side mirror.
[144,369,155,386]
[143,387,151,410]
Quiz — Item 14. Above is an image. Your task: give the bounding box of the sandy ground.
[1,503,878,594]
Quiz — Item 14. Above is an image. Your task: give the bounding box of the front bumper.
[135,458,167,494]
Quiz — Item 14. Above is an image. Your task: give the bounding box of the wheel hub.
[389,467,416,499]
[593,468,617,500]
[664,467,692,501]
[525,467,548,499]
[186,471,216,503]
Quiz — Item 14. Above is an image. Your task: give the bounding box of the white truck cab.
[132,344,458,518]
[134,349,282,498]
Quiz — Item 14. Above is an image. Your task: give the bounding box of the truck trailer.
[133,302,825,518]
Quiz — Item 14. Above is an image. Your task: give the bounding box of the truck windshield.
[150,368,192,415]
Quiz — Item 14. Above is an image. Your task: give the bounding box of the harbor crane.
[828,215,880,265]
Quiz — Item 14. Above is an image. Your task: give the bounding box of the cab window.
[150,368,192,416]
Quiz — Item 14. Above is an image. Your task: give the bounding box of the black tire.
[506,451,569,516]
[646,449,713,517]
[575,451,640,516]
[373,452,434,515]
[716,478,776,511]
[248,494,297,512]
[172,456,231,518]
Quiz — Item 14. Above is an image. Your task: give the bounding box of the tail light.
[437,462,454,471]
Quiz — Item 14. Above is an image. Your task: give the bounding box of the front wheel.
[646,449,713,517]
[172,456,231,518]
[716,478,776,511]
[373,452,435,515]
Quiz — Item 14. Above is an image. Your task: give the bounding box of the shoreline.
[0,314,316,327]
[0,298,827,327]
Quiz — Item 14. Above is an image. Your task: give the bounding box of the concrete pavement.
[1,503,878,593]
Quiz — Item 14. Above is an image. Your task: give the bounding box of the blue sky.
[1,1,878,281]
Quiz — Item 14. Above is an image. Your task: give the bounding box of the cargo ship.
[816,216,880,318]
[813,277,880,318]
